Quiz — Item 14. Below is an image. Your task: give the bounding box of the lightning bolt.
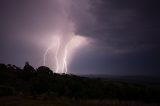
[43,43,54,66]
[62,37,74,73]
[43,36,60,73]
[43,35,87,74]
[63,45,68,73]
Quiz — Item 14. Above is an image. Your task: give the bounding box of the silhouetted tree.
[36,66,53,76]
[23,62,35,72]
[22,62,35,80]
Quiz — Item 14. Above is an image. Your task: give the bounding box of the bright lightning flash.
[43,35,89,74]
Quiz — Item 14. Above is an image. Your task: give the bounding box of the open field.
[0,96,159,106]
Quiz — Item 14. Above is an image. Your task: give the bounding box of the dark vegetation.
[0,62,160,103]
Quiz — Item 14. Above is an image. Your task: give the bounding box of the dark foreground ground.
[0,63,160,106]
[0,96,159,106]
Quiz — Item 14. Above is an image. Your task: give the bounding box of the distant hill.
[83,74,160,85]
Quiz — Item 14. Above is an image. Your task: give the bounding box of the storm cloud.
[0,0,160,75]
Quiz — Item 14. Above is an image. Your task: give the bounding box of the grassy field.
[0,96,159,106]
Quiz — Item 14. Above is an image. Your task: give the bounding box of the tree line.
[0,62,160,102]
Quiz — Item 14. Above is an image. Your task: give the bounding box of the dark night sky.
[0,0,160,75]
